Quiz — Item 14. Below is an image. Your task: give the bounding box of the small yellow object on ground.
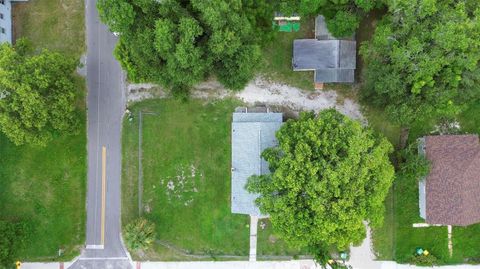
[423,250,430,256]
[16,261,21,269]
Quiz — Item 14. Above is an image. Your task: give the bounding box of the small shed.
[231,110,283,217]
[273,12,300,32]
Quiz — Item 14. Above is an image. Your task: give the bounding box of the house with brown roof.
[418,135,480,226]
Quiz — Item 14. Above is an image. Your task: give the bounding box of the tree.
[97,0,274,94]
[277,0,383,38]
[360,0,480,127]
[0,42,79,146]
[326,10,360,38]
[124,218,156,251]
[97,0,135,35]
[247,110,395,252]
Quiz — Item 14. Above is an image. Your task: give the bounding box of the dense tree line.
[97,0,274,96]
[247,110,395,258]
[361,0,480,127]
[0,41,80,146]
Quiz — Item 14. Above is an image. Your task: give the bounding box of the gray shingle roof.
[338,40,356,69]
[293,15,356,84]
[314,69,354,83]
[315,15,335,40]
[293,40,356,83]
[292,39,338,70]
[231,112,283,216]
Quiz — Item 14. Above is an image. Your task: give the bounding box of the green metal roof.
[273,21,300,32]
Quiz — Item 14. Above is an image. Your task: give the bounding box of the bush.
[399,142,430,179]
[329,263,352,269]
[123,218,156,251]
[410,253,439,266]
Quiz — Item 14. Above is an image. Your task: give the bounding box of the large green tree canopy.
[278,0,383,37]
[247,110,395,251]
[97,0,273,93]
[0,42,79,146]
[361,0,480,126]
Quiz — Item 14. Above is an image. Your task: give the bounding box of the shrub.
[410,253,439,266]
[124,218,156,251]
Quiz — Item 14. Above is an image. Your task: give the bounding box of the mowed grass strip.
[122,99,250,260]
[13,0,85,57]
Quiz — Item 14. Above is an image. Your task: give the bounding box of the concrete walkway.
[21,263,71,269]
[249,216,258,261]
[348,224,381,269]
[139,260,318,269]
[381,263,480,269]
[21,261,480,269]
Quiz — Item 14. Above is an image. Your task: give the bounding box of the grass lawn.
[257,219,307,259]
[122,98,250,260]
[0,0,87,262]
[371,102,480,265]
[13,0,85,57]
[0,118,86,261]
[373,174,451,263]
[363,107,402,148]
[259,18,315,91]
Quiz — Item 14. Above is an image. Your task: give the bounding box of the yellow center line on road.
[101,146,107,246]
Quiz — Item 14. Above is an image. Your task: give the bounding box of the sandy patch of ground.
[126,77,364,121]
[236,78,363,121]
[156,163,202,207]
[127,83,166,102]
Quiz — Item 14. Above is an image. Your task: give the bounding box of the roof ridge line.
[336,40,341,69]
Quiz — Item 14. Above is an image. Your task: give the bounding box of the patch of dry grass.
[13,0,85,57]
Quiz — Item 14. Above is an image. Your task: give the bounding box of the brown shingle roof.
[425,135,480,226]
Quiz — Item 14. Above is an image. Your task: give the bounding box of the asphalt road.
[69,0,130,267]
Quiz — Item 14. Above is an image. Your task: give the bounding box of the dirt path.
[127,77,364,121]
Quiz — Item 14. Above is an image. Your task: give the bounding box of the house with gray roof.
[0,0,28,44]
[231,109,283,217]
[293,15,356,89]
[418,135,480,226]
